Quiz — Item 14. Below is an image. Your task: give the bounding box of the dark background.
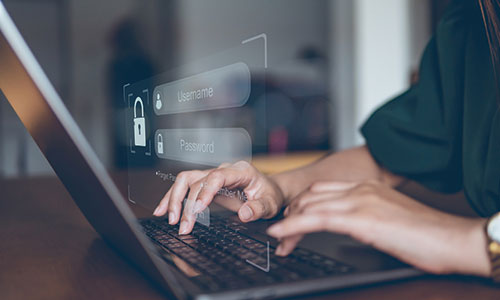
[0,0,449,177]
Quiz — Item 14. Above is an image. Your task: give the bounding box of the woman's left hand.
[266,180,490,276]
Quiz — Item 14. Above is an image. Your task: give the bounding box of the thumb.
[238,197,274,222]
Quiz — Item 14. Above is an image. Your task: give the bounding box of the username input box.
[153,62,251,115]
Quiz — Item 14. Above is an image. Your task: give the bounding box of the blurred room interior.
[0,0,450,178]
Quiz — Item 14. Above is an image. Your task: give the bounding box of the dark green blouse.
[361,0,499,217]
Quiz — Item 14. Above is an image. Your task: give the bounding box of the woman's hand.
[267,180,490,276]
[153,161,285,235]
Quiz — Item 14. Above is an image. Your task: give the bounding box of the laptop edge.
[0,3,189,299]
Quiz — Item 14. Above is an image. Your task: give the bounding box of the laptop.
[0,3,421,299]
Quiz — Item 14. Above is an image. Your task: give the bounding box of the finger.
[153,189,171,217]
[267,213,351,239]
[238,195,276,222]
[287,190,345,216]
[275,234,303,256]
[301,198,355,215]
[179,180,204,235]
[195,167,254,214]
[192,178,221,215]
[167,171,200,225]
[310,181,359,193]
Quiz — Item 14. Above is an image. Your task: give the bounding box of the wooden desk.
[1,176,499,299]
[252,151,327,174]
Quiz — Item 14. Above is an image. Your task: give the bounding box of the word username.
[177,87,214,103]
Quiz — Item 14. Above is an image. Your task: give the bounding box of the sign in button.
[153,62,251,115]
[155,128,252,166]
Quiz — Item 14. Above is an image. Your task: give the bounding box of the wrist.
[470,218,490,276]
[451,218,490,277]
[269,173,291,206]
[270,170,306,206]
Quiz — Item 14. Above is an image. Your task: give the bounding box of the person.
[153,0,500,279]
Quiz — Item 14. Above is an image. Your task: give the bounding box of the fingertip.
[179,220,189,235]
[275,244,285,256]
[168,212,176,225]
[280,243,294,256]
[153,206,160,216]
[154,205,168,217]
[238,205,254,222]
[156,191,171,216]
[179,215,197,235]
[267,223,281,237]
[275,243,293,256]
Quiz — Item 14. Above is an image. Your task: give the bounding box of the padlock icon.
[133,96,146,147]
[157,133,164,154]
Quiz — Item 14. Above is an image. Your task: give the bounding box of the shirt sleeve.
[361,1,469,193]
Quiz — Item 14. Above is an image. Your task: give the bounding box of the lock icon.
[157,133,164,154]
[133,96,146,147]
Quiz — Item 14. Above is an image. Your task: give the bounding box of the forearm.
[271,145,404,204]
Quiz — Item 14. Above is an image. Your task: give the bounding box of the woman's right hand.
[153,161,285,235]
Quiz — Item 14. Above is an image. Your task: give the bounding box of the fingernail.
[239,205,254,221]
[179,221,189,235]
[153,206,160,216]
[192,200,204,214]
[267,224,281,236]
[168,212,175,225]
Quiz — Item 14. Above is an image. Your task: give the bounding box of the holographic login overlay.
[126,34,271,273]
[125,35,266,211]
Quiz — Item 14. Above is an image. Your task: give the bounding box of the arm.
[275,146,478,217]
[268,149,489,277]
[272,145,405,205]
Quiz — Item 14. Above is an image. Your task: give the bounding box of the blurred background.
[0,0,450,178]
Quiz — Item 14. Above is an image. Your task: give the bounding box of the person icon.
[155,91,162,110]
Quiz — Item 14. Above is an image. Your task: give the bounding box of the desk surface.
[1,176,499,300]
[252,151,327,174]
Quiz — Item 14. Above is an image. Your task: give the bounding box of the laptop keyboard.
[140,217,354,291]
